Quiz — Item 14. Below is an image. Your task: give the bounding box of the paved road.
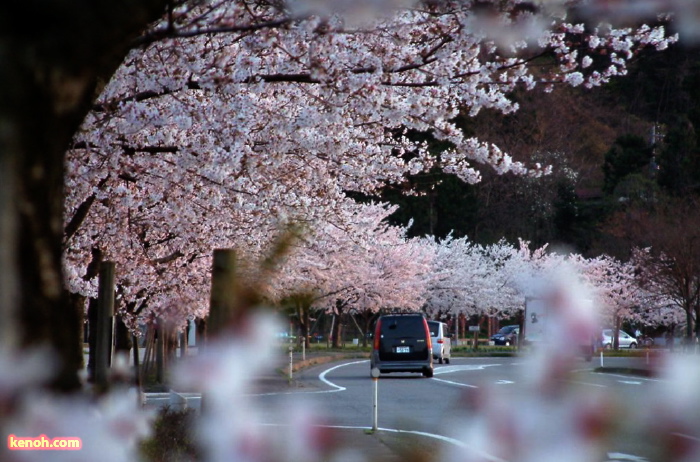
[251,356,700,462]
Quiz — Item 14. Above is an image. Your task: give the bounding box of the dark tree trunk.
[195,318,207,348]
[114,314,133,354]
[361,310,377,348]
[298,302,311,349]
[87,298,98,382]
[332,302,346,349]
[0,0,169,392]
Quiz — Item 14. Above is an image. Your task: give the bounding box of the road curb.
[287,353,370,373]
[593,366,656,377]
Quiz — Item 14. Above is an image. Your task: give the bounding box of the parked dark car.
[370,314,433,377]
[491,325,520,346]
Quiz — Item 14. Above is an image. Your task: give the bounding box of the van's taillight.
[423,319,432,350]
[437,339,444,344]
[373,319,382,350]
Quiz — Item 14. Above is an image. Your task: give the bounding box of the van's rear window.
[381,317,425,339]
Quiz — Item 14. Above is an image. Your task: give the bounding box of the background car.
[275,332,296,343]
[601,329,637,349]
[491,325,519,346]
[428,320,451,364]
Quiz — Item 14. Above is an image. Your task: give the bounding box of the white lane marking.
[261,423,507,462]
[606,452,649,461]
[566,380,608,388]
[495,380,514,385]
[431,377,479,388]
[618,380,643,385]
[594,372,661,383]
[433,364,502,375]
[431,363,503,388]
[671,432,700,443]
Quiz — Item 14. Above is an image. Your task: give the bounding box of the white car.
[428,321,451,364]
[601,329,638,349]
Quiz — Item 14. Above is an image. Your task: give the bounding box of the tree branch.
[134,16,298,48]
[64,176,109,243]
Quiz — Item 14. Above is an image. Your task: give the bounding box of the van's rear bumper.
[376,362,432,373]
[371,352,432,373]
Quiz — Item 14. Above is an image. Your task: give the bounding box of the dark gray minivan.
[370,314,433,377]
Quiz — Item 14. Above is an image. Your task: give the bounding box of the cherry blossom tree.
[425,235,651,347]
[425,238,551,329]
[571,254,640,349]
[633,246,699,344]
[2,2,699,461]
[62,0,678,341]
[0,0,680,390]
[271,202,434,347]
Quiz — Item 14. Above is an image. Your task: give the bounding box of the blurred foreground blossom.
[173,311,282,402]
[651,356,700,461]
[0,347,55,407]
[3,388,153,462]
[173,311,338,462]
[448,385,612,462]
[444,266,610,462]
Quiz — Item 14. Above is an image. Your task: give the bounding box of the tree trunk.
[361,310,377,348]
[297,301,311,350]
[685,305,695,351]
[195,318,207,348]
[0,0,169,392]
[114,314,132,354]
[87,298,98,382]
[332,302,345,349]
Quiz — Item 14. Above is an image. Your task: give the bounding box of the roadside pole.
[469,325,480,350]
[371,368,380,431]
[289,346,294,381]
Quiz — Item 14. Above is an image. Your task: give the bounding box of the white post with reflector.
[371,367,380,431]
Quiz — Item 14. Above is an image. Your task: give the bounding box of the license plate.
[396,346,410,353]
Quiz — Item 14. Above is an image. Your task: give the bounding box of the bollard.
[289,346,294,381]
[600,350,604,368]
[302,341,306,361]
[371,367,380,431]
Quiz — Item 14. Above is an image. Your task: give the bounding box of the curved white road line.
[252,360,368,396]
[255,359,499,395]
[318,360,368,391]
[255,359,660,462]
[257,360,506,461]
[260,423,507,462]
